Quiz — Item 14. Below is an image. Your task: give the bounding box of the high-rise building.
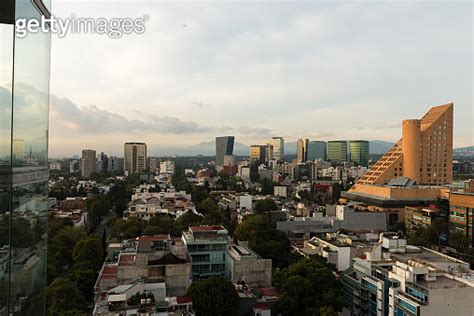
[81,149,97,178]
[1,1,51,313]
[356,103,453,185]
[124,142,147,173]
[250,145,266,165]
[107,156,123,173]
[215,136,234,166]
[149,157,159,174]
[297,138,309,163]
[349,140,369,167]
[98,152,108,173]
[307,141,327,161]
[267,137,284,161]
[327,141,348,162]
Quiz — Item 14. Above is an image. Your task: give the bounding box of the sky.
[43,1,473,157]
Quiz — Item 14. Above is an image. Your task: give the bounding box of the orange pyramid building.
[354,103,453,188]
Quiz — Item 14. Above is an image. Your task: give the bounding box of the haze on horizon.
[43,1,472,157]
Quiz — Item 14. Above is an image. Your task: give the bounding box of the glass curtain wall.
[0,0,51,314]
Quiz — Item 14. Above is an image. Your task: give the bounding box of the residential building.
[341,235,474,316]
[356,103,453,186]
[215,136,235,166]
[349,140,369,167]
[274,186,288,198]
[267,137,284,161]
[182,226,228,278]
[405,205,443,235]
[124,142,147,173]
[70,159,79,173]
[150,157,159,174]
[160,160,175,175]
[297,138,309,163]
[307,141,327,161]
[225,241,272,287]
[49,161,61,171]
[0,1,51,313]
[449,190,474,247]
[327,141,348,162]
[223,154,236,167]
[81,149,97,178]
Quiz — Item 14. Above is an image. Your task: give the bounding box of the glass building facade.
[1,0,51,314]
[307,141,327,161]
[350,140,369,167]
[327,141,348,163]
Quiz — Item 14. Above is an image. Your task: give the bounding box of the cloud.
[50,94,214,135]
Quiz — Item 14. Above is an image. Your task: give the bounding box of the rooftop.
[190,225,226,232]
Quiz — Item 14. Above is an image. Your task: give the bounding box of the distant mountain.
[369,141,395,154]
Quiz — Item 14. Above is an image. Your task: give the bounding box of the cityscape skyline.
[42,1,472,157]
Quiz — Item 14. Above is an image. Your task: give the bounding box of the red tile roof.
[101,265,118,279]
[118,254,136,266]
[259,287,279,297]
[254,303,270,310]
[176,295,192,304]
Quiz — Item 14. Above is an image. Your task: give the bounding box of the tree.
[273,258,342,316]
[115,218,143,239]
[47,277,87,316]
[254,199,278,214]
[199,197,218,214]
[449,230,469,252]
[73,236,104,271]
[234,214,291,268]
[47,227,87,282]
[187,277,239,316]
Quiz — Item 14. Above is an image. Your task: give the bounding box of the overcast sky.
[46,1,472,157]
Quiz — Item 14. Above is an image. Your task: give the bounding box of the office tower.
[98,152,108,173]
[124,142,147,173]
[250,145,266,165]
[267,137,284,161]
[349,140,369,167]
[0,1,51,313]
[265,144,273,162]
[81,149,97,178]
[307,141,327,161]
[215,136,234,166]
[107,155,122,173]
[356,103,453,186]
[327,141,348,163]
[297,138,309,163]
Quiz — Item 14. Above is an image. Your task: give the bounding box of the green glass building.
[350,140,369,167]
[1,1,51,314]
[327,141,348,163]
[307,141,327,161]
